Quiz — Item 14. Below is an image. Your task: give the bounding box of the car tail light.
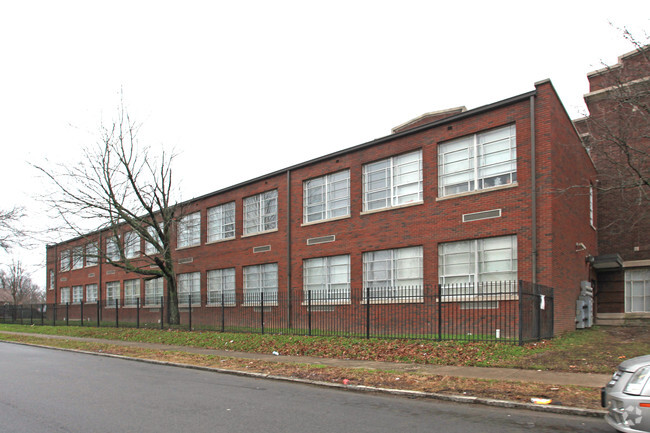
[609,370,622,387]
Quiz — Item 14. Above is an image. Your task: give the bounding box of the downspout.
[53,244,58,306]
[98,232,103,318]
[286,169,292,329]
[530,95,537,285]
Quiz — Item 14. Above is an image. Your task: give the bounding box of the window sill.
[242,302,279,307]
[440,294,518,302]
[241,228,278,238]
[176,244,201,251]
[207,303,237,308]
[144,305,163,308]
[301,214,351,227]
[436,182,518,201]
[301,300,351,306]
[206,237,236,245]
[85,264,98,268]
[361,297,423,305]
[360,200,423,216]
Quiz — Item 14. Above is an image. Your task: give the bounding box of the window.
[72,247,84,270]
[304,170,350,223]
[207,202,236,242]
[243,190,278,235]
[207,268,236,306]
[106,237,120,262]
[178,212,201,248]
[178,272,200,305]
[145,224,162,255]
[49,270,54,290]
[145,278,164,306]
[71,286,83,304]
[243,263,278,305]
[86,242,98,267]
[304,255,350,303]
[363,150,423,212]
[625,268,650,313]
[438,235,518,295]
[60,287,70,304]
[106,281,120,307]
[60,250,70,272]
[363,246,423,300]
[438,124,516,197]
[124,232,140,259]
[86,284,98,303]
[124,279,141,306]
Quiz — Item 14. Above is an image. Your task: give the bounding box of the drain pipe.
[530,95,537,285]
[286,169,292,328]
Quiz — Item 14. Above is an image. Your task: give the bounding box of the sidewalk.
[0,330,609,387]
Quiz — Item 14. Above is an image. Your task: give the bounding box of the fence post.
[30,304,34,325]
[136,297,140,329]
[437,285,443,341]
[97,301,100,327]
[115,299,119,328]
[536,284,542,341]
[41,304,44,325]
[188,294,192,331]
[53,303,57,326]
[308,290,312,337]
[518,280,524,346]
[80,301,84,327]
[366,287,370,340]
[221,293,225,333]
[160,296,164,330]
[261,291,265,335]
[19,305,23,325]
[65,303,69,326]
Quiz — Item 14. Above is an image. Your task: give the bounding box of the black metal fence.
[0,281,553,344]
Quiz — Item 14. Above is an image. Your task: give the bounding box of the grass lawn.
[1,323,648,373]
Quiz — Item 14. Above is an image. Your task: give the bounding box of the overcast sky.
[1,0,648,288]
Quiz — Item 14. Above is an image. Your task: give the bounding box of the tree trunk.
[166,275,180,325]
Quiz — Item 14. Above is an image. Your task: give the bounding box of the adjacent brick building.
[574,46,650,324]
[46,79,597,335]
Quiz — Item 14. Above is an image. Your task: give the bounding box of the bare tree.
[575,33,650,239]
[34,107,184,324]
[0,207,26,253]
[0,260,43,306]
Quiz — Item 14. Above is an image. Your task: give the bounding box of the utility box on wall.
[576,281,594,329]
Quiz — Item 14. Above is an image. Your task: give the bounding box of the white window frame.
[178,272,201,306]
[243,263,278,306]
[207,202,236,242]
[589,184,595,229]
[625,268,650,313]
[177,212,201,248]
[303,255,350,304]
[243,190,278,236]
[124,232,140,259]
[207,268,236,306]
[303,170,350,223]
[145,278,164,306]
[60,250,70,272]
[363,150,423,212]
[438,124,517,197]
[106,281,120,307]
[60,287,70,304]
[72,246,84,270]
[85,284,98,303]
[49,270,55,290]
[438,235,518,297]
[145,224,162,255]
[85,242,98,267]
[363,246,423,302]
[72,285,83,304]
[123,279,141,306]
[106,237,120,262]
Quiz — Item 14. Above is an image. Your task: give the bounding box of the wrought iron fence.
[0,281,553,344]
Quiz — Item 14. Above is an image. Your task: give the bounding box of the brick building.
[574,46,650,324]
[45,79,597,335]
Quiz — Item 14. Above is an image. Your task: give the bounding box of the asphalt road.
[0,342,612,433]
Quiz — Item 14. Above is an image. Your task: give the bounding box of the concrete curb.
[1,339,607,418]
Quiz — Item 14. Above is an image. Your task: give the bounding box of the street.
[0,342,611,433]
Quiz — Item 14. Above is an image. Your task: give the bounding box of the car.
[603,354,650,432]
